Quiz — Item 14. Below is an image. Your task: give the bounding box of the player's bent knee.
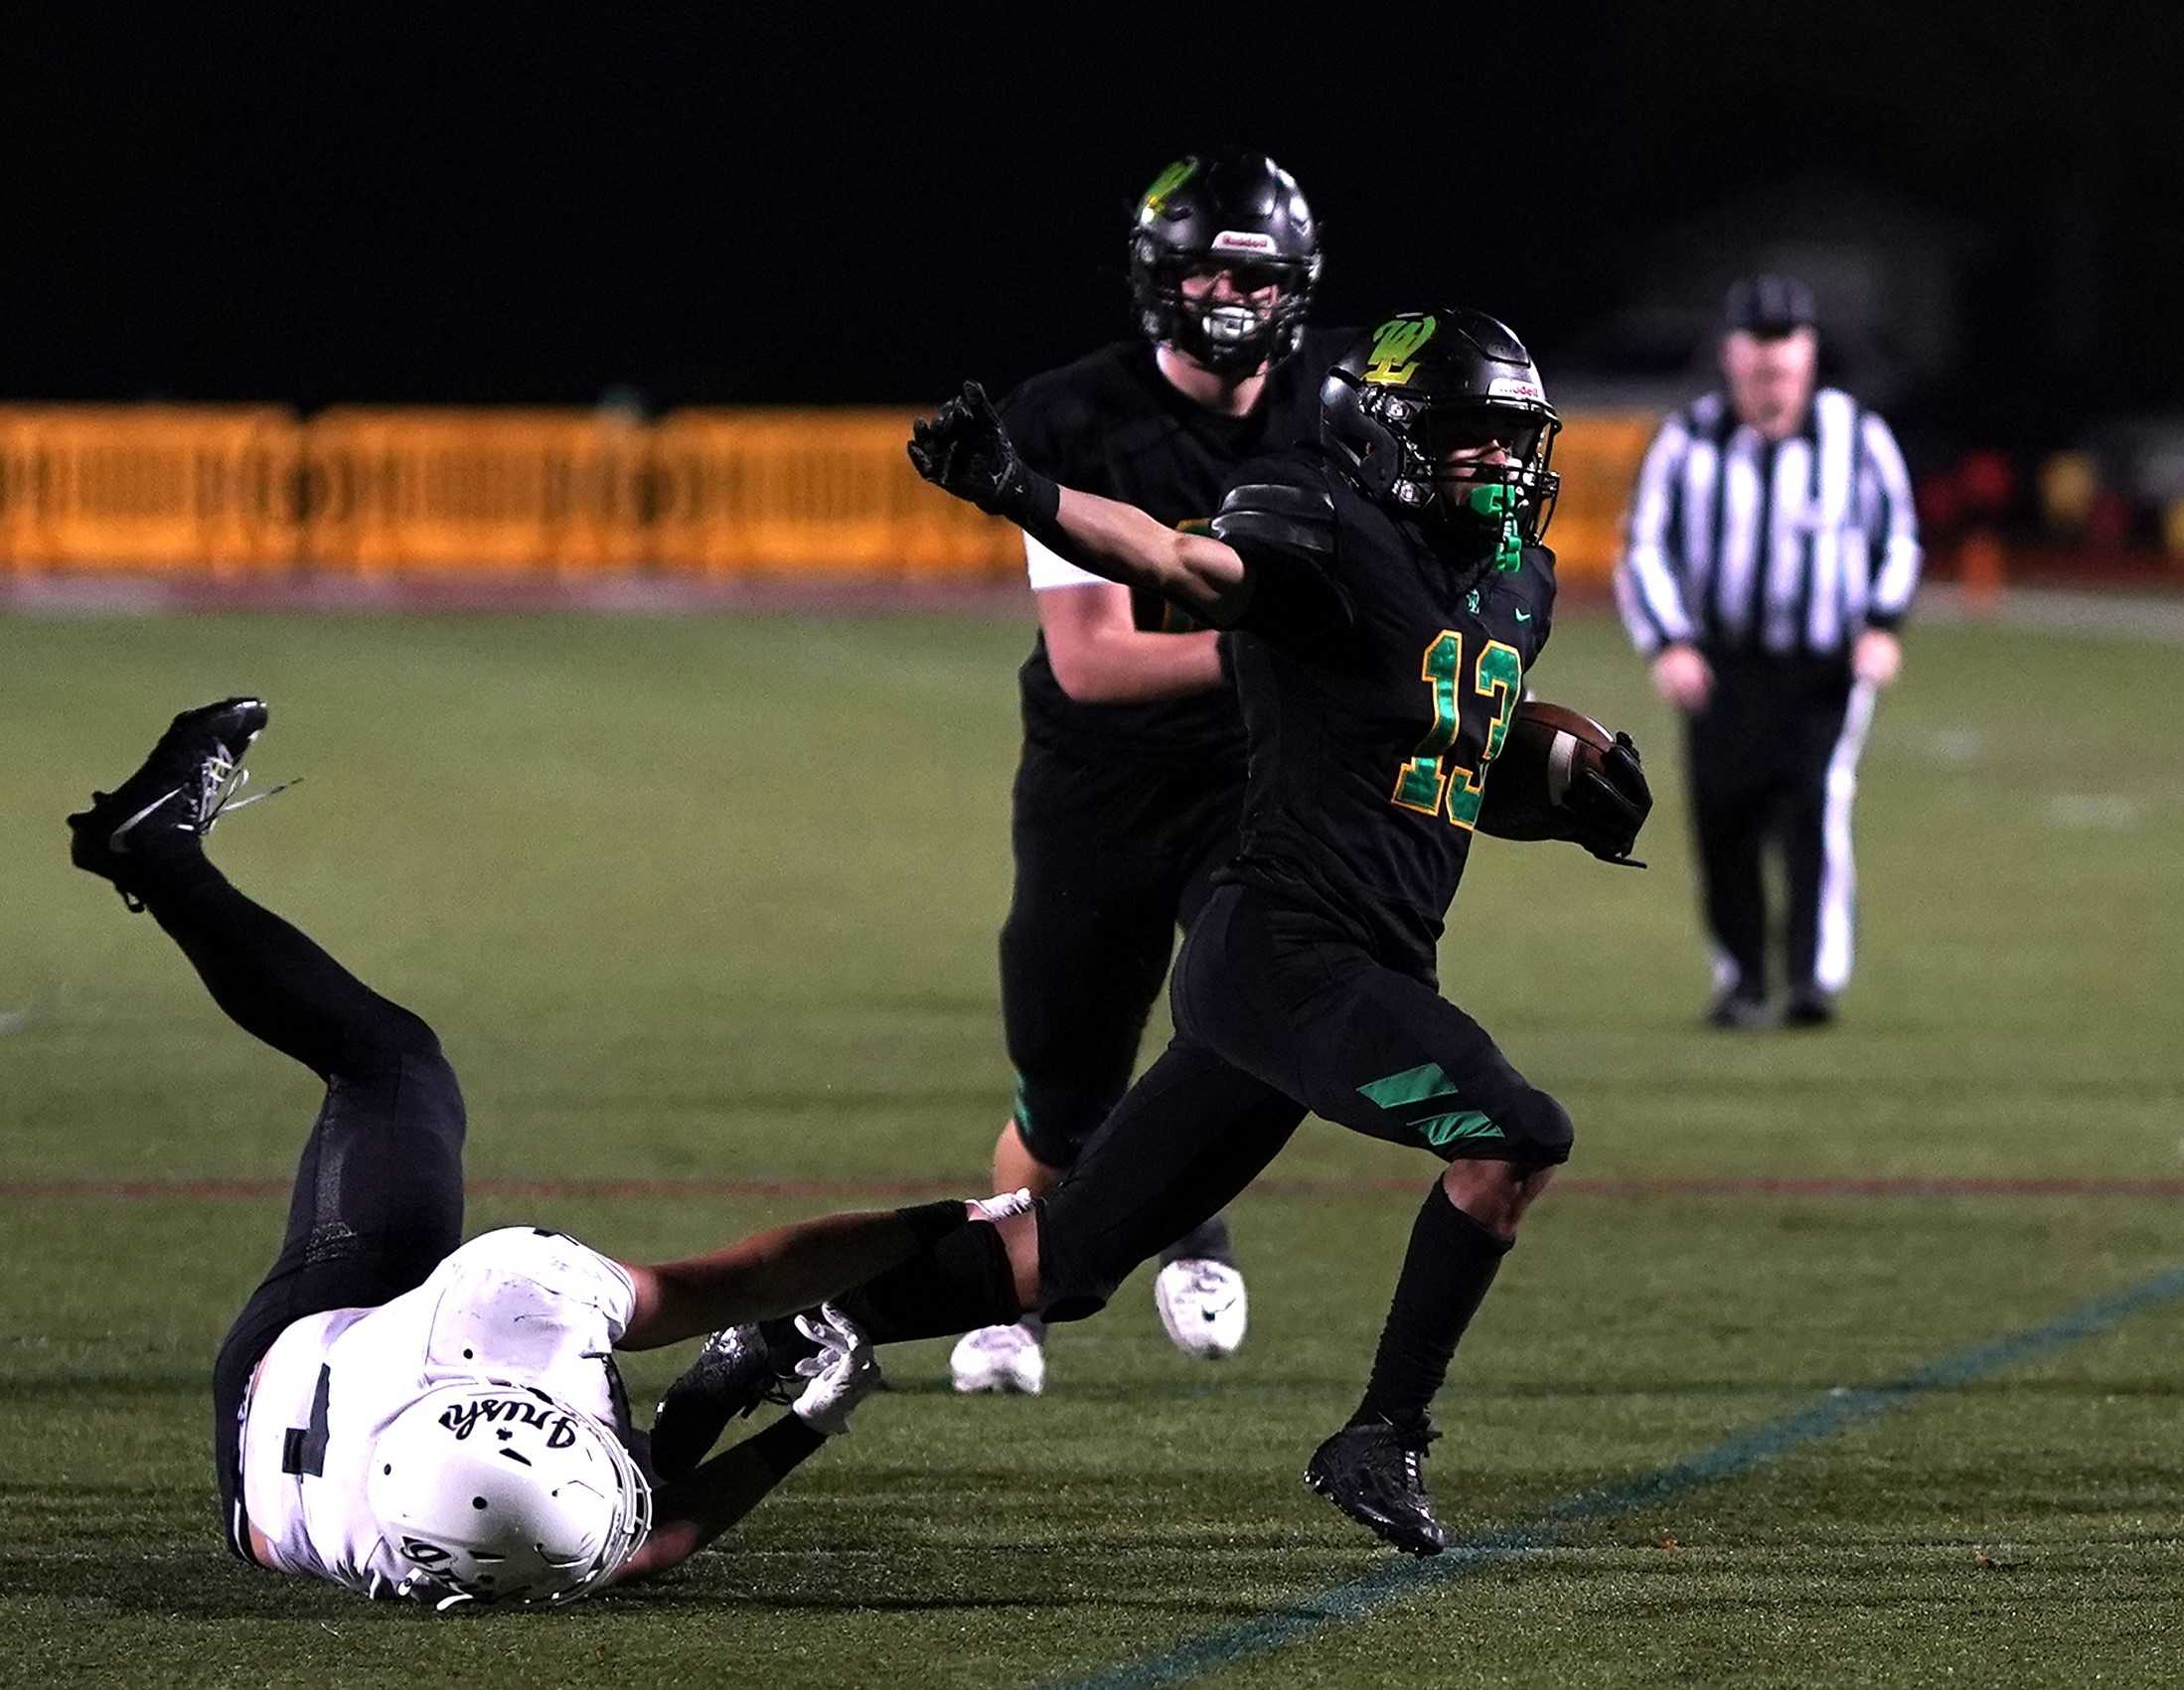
[340,999,448,1075]
[382,1002,445,1063]
[1503,1086,1574,1168]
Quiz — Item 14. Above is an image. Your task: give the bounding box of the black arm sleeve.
[1208,473,1352,649]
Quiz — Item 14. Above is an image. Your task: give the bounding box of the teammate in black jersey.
[952,150,1345,1395]
[653,311,1650,1556]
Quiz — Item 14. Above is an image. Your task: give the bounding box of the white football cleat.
[949,1321,1046,1395]
[1155,1258,1248,1359]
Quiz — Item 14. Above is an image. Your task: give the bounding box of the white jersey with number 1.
[237,1227,639,1598]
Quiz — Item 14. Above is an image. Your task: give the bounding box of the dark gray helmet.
[1128,150,1321,374]
[1320,307,1561,569]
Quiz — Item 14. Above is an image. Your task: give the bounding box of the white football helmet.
[365,1380,652,1608]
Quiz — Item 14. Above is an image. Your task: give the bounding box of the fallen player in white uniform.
[70,698,1015,1608]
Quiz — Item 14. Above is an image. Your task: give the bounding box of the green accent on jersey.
[1464,484,1524,572]
[1390,632,1464,813]
[1362,315,1439,385]
[1444,639,1524,830]
[1140,158,1199,218]
[1011,1074,1035,1140]
[1414,1109,1503,1148]
[1356,1060,1465,1112]
[1391,634,1526,829]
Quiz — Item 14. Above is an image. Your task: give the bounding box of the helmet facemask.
[1417,403,1562,571]
[1341,379,1562,572]
[1135,242,1318,374]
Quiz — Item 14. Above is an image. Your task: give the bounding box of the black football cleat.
[649,1320,807,1480]
[68,698,284,908]
[1782,991,1837,1028]
[1305,1417,1451,1557]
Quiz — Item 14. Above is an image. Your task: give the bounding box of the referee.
[1614,273,1922,1028]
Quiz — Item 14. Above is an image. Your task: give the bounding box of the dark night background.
[2,7,2178,457]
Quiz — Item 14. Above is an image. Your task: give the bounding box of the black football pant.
[1033,885,1572,1321]
[1685,656,1875,1001]
[999,741,1242,1260]
[131,849,467,1558]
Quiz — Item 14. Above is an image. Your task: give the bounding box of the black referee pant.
[1685,654,1876,1004]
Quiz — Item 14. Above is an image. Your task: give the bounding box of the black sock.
[835,1219,1021,1343]
[1158,1211,1235,1270]
[894,1198,970,1250]
[1350,1185,1513,1432]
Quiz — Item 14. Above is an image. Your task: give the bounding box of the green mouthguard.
[1464,484,1524,572]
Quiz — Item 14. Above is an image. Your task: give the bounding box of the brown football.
[1478,698,1617,841]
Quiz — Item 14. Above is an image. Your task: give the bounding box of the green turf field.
[2,607,2179,1688]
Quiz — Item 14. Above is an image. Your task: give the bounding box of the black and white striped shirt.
[1614,387,1922,659]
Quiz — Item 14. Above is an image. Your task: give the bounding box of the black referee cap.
[1723,273,1816,337]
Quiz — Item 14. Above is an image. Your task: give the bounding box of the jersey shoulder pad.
[998,343,1138,474]
[1001,342,1139,426]
[1212,463,1335,561]
[418,1227,636,1381]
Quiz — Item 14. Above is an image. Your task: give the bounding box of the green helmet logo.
[1139,158,1199,219]
[1362,315,1438,386]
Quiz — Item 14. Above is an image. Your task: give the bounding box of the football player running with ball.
[951,149,1344,1395]
[66,700,1018,1608]
[660,311,1653,1555]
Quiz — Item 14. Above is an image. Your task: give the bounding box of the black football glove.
[1566,730,1652,867]
[906,381,1059,529]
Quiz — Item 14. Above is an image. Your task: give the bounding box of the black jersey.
[1208,448,1558,981]
[1000,331,1345,762]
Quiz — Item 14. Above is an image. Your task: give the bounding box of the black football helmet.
[1129,150,1321,374]
[1321,308,1561,571]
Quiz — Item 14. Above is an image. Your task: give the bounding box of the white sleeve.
[1024,530,1111,591]
[1858,411,1923,624]
[1614,416,1697,654]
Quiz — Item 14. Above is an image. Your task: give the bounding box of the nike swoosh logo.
[1514,608,1532,623]
[109,787,184,853]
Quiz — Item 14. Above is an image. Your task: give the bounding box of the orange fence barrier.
[1545,409,1658,579]
[651,409,1019,578]
[0,404,1659,583]
[0,406,300,573]
[304,409,651,573]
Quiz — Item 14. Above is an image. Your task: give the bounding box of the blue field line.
[1044,1262,2184,1690]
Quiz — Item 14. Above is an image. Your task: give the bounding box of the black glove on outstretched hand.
[1566,731,1653,867]
[906,381,1061,530]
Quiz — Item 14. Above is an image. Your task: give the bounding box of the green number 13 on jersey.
[1390,631,1523,829]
